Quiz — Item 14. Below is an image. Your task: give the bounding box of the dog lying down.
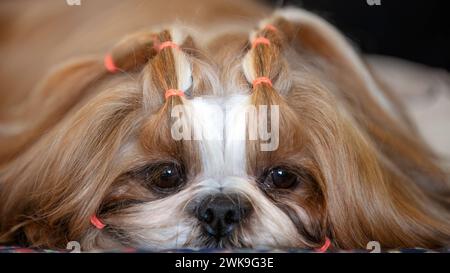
[0,0,449,251]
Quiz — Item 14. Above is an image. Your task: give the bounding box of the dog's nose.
[196,194,252,239]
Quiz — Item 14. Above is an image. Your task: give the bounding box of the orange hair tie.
[157,41,180,52]
[104,54,118,73]
[315,237,332,253]
[252,37,271,48]
[264,24,277,32]
[165,89,184,99]
[90,215,106,230]
[252,77,272,87]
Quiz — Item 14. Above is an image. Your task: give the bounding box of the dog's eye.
[156,165,182,188]
[153,164,184,191]
[134,163,185,193]
[265,167,298,189]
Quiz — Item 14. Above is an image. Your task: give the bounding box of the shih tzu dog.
[0,1,449,251]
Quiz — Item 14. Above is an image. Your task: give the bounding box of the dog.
[0,0,449,250]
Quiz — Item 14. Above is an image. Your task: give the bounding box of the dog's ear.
[0,57,106,164]
[277,8,365,72]
[271,8,450,248]
[0,49,152,246]
[271,8,411,124]
[0,30,159,164]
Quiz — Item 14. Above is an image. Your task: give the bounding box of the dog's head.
[0,8,449,250]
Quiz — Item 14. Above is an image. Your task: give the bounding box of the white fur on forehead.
[187,94,250,177]
[224,94,250,176]
[189,97,225,177]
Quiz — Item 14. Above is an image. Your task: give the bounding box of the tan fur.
[0,1,449,250]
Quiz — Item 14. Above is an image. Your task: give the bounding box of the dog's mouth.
[175,222,250,249]
[194,234,247,249]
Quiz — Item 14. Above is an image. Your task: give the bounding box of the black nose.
[196,194,252,239]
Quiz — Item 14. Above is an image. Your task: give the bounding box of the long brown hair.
[0,3,449,249]
[241,14,450,248]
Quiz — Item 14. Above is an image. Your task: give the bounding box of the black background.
[266,0,449,70]
[0,252,446,272]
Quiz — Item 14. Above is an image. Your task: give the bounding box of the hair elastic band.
[157,41,180,52]
[252,37,271,48]
[90,215,106,230]
[104,54,118,73]
[315,237,331,253]
[165,89,184,99]
[252,77,273,87]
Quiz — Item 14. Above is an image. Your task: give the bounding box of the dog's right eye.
[155,164,184,190]
[134,163,186,194]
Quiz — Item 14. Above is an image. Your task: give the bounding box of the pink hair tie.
[90,215,106,230]
[252,77,273,87]
[315,237,331,253]
[165,89,184,99]
[156,41,180,52]
[104,53,118,73]
[252,37,271,48]
[264,24,278,32]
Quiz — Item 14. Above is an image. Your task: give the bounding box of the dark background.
[266,0,449,70]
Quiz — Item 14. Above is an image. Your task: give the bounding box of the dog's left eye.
[264,167,298,189]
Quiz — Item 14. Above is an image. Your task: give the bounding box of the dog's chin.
[106,227,248,250]
[198,235,243,249]
[129,232,278,250]
[99,216,310,250]
[94,211,306,250]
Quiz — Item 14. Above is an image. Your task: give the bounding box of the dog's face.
[104,96,321,249]
[1,8,449,250]
[90,23,328,249]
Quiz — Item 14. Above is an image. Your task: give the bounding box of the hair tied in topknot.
[252,37,271,48]
[252,77,273,88]
[164,89,184,99]
[155,41,180,52]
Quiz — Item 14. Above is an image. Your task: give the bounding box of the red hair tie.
[165,89,184,99]
[156,41,180,52]
[252,77,272,87]
[315,237,331,253]
[90,215,106,230]
[104,53,118,73]
[252,37,271,48]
